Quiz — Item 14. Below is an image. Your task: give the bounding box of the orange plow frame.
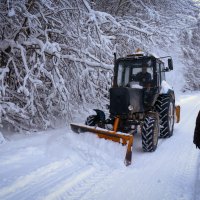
[70,117,134,166]
[175,105,180,123]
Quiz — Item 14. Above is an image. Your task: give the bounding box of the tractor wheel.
[142,113,159,152]
[85,115,105,128]
[155,95,175,138]
[85,115,97,126]
[85,109,106,128]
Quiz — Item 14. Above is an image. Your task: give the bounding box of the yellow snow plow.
[70,117,134,166]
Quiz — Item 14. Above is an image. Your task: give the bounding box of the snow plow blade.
[70,123,134,166]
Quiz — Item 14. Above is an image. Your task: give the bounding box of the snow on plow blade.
[70,123,134,166]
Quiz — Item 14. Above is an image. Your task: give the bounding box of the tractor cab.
[115,56,155,89]
[114,51,173,89]
[110,52,173,115]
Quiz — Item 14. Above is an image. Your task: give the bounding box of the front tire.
[85,115,105,128]
[85,115,98,126]
[142,113,159,152]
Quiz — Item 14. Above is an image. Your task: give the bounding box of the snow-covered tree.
[0,0,199,131]
[0,0,117,131]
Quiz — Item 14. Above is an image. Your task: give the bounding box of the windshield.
[117,58,153,88]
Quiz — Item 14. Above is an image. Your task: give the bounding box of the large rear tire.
[142,113,159,152]
[155,95,175,138]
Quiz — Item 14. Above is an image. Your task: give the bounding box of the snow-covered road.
[0,93,200,200]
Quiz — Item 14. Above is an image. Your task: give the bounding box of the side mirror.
[168,59,173,70]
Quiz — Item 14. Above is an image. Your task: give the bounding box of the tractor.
[71,50,180,166]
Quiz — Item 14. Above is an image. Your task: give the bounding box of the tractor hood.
[109,87,144,115]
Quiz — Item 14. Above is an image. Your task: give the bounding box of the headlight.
[128,105,133,111]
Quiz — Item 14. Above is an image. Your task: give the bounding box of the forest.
[0,0,200,131]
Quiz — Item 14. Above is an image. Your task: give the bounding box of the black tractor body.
[84,51,179,154]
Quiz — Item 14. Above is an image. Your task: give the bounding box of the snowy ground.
[0,93,200,200]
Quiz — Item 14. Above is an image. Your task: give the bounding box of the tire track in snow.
[0,147,45,184]
[157,148,197,200]
[0,159,72,200]
[79,167,122,200]
[40,166,97,200]
[16,162,92,200]
[39,165,119,200]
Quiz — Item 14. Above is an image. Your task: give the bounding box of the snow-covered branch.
[0,0,199,131]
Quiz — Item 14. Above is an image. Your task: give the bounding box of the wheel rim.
[168,102,174,132]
